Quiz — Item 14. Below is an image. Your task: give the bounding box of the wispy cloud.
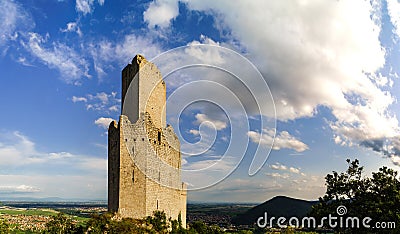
[60,22,82,37]
[265,172,290,179]
[0,185,40,194]
[0,131,106,175]
[88,34,161,79]
[71,92,120,113]
[0,131,106,199]
[23,32,90,84]
[0,0,33,48]
[75,0,105,15]
[183,156,236,171]
[189,176,325,202]
[248,128,308,152]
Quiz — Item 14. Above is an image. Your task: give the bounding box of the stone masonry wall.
[108,55,186,227]
[108,120,120,212]
[114,114,186,226]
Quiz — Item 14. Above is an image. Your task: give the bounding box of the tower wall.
[108,120,120,212]
[108,55,186,227]
[121,55,166,129]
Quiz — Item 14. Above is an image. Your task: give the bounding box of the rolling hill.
[231,196,318,225]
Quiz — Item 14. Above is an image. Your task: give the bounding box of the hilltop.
[231,196,318,225]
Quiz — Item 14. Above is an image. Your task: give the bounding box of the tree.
[43,213,77,234]
[146,210,169,233]
[85,213,113,234]
[187,221,224,234]
[310,159,400,233]
[0,219,9,234]
[109,217,150,234]
[170,212,186,234]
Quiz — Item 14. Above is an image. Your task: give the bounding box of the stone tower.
[108,55,187,227]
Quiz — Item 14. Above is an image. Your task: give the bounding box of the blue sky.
[1,0,400,202]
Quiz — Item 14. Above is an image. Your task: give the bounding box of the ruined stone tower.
[108,55,186,227]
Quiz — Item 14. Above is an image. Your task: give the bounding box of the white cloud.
[75,0,104,15]
[189,176,325,202]
[189,129,199,136]
[0,131,107,174]
[0,185,40,194]
[387,0,400,38]
[266,172,289,179]
[24,32,90,84]
[248,128,309,152]
[90,92,108,104]
[72,96,87,103]
[184,158,232,171]
[143,0,179,28]
[72,92,120,113]
[61,22,82,37]
[270,163,287,171]
[17,56,33,66]
[0,0,32,48]
[195,113,227,131]
[269,163,303,175]
[89,34,161,78]
[289,167,300,174]
[108,105,119,112]
[94,117,114,129]
[0,175,105,199]
[152,0,400,164]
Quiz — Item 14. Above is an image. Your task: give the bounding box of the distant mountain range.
[231,196,318,225]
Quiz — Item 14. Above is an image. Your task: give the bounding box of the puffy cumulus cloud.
[72,91,120,113]
[23,33,90,84]
[0,0,33,48]
[147,0,400,164]
[143,0,179,28]
[195,113,227,131]
[95,117,114,129]
[387,0,400,38]
[270,163,287,171]
[248,128,308,152]
[75,0,105,15]
[269,162,304,175]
